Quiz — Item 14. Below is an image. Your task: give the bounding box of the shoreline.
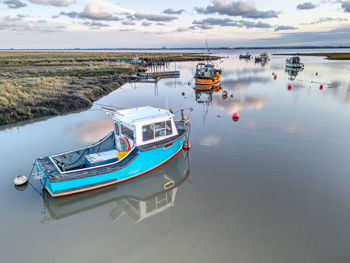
[0,52,218,125]
[273,52,350,60]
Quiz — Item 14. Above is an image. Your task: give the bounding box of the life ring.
[120,137,130,152]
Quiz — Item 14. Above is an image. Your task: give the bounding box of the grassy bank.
[273,52,350,60]
[0,52,214,125]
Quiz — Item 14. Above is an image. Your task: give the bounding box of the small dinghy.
[33,106,191,197]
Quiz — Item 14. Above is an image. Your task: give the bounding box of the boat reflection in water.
[285,66,304,80]
[41,152,190,223]
[194,86,221,124]
[194,82,221,91]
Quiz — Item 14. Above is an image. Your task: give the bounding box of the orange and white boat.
[194,63,222,86]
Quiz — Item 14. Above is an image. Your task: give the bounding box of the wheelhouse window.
[114,122,120,136]
[166,120,172,135]
[155,122,165,138]
[121,125,134,141]
[142,120,173,142]
[142,124,154,141]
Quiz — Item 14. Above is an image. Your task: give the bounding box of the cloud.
[300,17,348,25]
[59,5,121,21]
[59,11,79,18]
[192,18,272,29]
[253,24,350,46]
[175,27,190,32]
[163,8,185,15]
[79,5,121,21]
[238,20,272,28]
[2,0,26,8]
[194,0,279,19]
[141,21,152,26]
[274,25,298,31]
[296,2,316,10]
[28,0,68,7]
[341,1,350,12]
[82,21,110,29]
[122,20,135,25]
[133,12,177,22]
[0,15,66,33]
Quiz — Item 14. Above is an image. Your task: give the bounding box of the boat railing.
[130,112,173,123]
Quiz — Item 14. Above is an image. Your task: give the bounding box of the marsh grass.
[0,51,211,125]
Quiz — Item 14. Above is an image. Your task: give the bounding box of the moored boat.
[33,106,191,197]
[194,62,222,85]
[286,56,304,69]
[239,52,251,59]
[255,52,270,62]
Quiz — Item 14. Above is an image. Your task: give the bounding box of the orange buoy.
[232,112,239,122]
[320,84,323,90]
[273,74,277,80]
[288,84,292,90]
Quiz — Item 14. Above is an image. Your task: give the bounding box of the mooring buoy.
[183,141,191,150]
[14,175,28,186]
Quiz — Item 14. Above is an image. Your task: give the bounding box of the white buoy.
[14,175,28,186]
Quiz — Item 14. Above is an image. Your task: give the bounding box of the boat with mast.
[194,39,222,88]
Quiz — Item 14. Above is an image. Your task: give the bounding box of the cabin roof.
[106,106,173,125]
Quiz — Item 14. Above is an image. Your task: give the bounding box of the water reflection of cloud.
[64,118,113,144]
[163,80,184,87]
[200,136,220,146]
[221,76,271,92]
[283,123,314,136]
[223,67,266,76]
[212,94,270,114]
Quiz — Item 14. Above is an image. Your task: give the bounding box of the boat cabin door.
[114,121,122,151]
[114,121,135,152]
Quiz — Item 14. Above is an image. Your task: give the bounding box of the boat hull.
[194,74,221,86]
[38,135,186,197]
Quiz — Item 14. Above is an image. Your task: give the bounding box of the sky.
[0,0,350,48]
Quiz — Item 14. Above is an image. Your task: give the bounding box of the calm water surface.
[1,50,350,263]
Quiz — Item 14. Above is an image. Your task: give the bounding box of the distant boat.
[286,56,304,69]
[255,52,270,62]
[239,52,251,59]
[33,106,191,197]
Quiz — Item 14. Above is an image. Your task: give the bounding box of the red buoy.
[232,112,239,122]
[273,74,277,80]
[320,84,323,90]
[288,84,292,90]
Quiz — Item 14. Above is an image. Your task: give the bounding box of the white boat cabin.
[106,106,178,152]
[196,63,214,77]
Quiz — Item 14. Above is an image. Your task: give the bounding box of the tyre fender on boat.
[120,137,130,152]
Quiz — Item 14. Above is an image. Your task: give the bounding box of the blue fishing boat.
[33,106,191,197]
[41,153,190,221]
